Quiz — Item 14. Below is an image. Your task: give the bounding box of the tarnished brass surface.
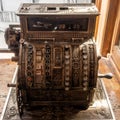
[2,79,115,120]
[4,3,99,117]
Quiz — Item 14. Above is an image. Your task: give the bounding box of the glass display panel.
[27,17,89,31]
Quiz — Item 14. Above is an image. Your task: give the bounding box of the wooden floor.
[0,57,120,120]
[99,57,120,120]
[0,60,16,117]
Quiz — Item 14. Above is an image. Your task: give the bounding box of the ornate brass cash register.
[5,3,100,116]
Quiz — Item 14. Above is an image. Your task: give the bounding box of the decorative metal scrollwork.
[88,43,97,87]
[72,45,80,87]
[79,42,97,91]
[16,87,24,117]
[64,45,71,91]
[81,44,89,91]
[26,44,34,87]
[45,45,52,88]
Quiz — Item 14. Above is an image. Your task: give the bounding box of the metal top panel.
[17,3,99,16]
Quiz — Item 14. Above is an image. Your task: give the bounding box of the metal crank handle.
[7,83,16,87]
[98,73,113,79]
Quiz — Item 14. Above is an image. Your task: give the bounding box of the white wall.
[38,0,65,3]
[38,0,91,3]
[2,0,32,11]
[77,0,91,3]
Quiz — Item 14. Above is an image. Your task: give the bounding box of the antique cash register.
[5,3,100,116]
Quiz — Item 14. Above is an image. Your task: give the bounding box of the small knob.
[97,55,101,61]
[7,83,16,87]
[98,73,113,79]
